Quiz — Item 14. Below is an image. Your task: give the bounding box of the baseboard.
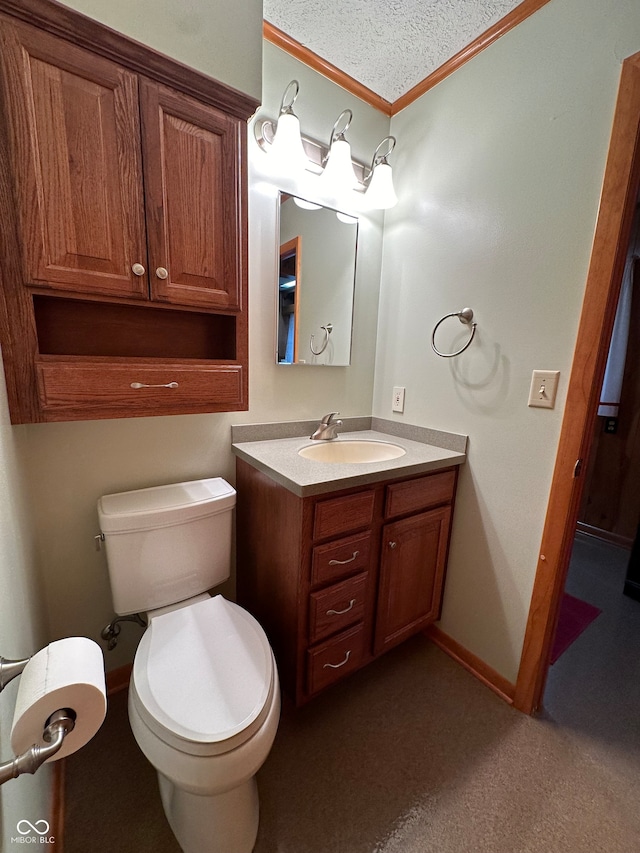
[425,624,516,705]
[624,578,640,602]
[576,522,633,550]
[106,662,133,695]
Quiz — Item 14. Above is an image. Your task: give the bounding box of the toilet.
[97,478,280,853]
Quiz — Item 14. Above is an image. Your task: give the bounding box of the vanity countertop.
[232,427,466,497]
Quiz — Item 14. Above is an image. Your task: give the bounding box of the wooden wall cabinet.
[0,6,256,422]
[236,459,457,705]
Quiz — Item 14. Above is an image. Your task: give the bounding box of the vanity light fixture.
[363,136,398,209]
[254,80,398,209]
[262,80,309,174]
[320,109,358,193]
[292,197,322,211]
[336,211,358,224]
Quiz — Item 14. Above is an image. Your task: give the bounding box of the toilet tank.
[97,478,236,616]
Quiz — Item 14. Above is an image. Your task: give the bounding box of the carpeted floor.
[63,534,640,853]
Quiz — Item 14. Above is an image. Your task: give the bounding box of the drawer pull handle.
[155,267,169,280]
[328,550,360,566]
[130,382,179,389]
[388,541,397,549]
[326,599,356,617]
[323,650,351,670]
[131,263,146,276]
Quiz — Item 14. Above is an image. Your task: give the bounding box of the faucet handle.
[322,412,340,424]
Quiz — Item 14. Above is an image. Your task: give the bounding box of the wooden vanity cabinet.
[236,459,457,705]
[0,9,253,422]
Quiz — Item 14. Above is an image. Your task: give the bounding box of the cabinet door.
[374,506,452,655]
[140,79,243,310]
[0,18,148,298]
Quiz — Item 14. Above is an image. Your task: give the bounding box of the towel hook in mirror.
[431,308,477,357]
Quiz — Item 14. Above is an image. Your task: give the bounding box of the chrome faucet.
[310,412,343,440]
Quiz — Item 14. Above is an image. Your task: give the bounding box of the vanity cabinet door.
[140,79,243,311]
[374,505,452,655]
[0,17,148,299]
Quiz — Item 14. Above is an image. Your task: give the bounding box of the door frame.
[514,51,640,714]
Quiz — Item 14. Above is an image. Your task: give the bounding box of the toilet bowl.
[97,479,280,853]
[129,596,280,853]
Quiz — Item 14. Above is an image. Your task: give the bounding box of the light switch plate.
[528,370,560,408]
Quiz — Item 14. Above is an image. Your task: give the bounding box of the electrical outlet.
[392,386,405,413]
[528,370,560,409]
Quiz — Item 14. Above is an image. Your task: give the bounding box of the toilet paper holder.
[0,654,31,693]
[0,708,76,786]
[0,655,76,786]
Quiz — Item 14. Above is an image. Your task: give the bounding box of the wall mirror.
[277,192,359,366]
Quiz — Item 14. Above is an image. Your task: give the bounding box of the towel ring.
[310,323,333,356]
[431,308,477,358]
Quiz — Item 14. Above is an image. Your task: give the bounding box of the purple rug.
[550,593,602,664]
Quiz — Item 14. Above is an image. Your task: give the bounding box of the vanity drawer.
[385,470,456,519]
[307,623,366,695]
[311,531,372,586]
[309,572,369,644]
[313,490,375,540]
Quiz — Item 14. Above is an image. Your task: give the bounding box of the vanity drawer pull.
[307,623,365,695]
[323,650,351,669]
[326,599,356,616]
[311,532,372,586]
[309,573,368,643]
[130,381,179,389]
[328,551,359,566]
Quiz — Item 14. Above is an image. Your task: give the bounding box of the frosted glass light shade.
[321,138,358,193]
[365,162,397,209]
[336,211,358,224]
[270,113,308,174]
[293,197,322,210]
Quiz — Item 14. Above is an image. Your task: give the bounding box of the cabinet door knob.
[388,541,397,549]
[131,263,145,276]
[155,267,169,280]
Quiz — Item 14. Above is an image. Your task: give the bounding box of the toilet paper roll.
[11,637,107,761]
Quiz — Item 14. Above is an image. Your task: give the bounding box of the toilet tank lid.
[98,478,236,533]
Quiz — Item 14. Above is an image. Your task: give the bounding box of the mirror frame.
[275,192,359,367]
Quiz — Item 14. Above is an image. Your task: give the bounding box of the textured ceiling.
[263,0,525,103]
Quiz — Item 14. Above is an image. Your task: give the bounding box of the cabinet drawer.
[311,531,372,586]
[307,623,366,695]
[313,490,375,540]
[37,361,245,410]
[385,470,456,518]
[309,572,369,644]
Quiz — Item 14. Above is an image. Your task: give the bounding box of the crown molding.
[265,0,553,118]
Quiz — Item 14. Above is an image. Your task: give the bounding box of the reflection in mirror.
[277,193,358,366]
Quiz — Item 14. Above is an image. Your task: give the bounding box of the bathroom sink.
[298,439,406,464]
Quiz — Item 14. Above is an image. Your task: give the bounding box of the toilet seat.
[132,595,275,757]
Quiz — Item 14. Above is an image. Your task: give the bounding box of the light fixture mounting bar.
[254,117,367,186]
